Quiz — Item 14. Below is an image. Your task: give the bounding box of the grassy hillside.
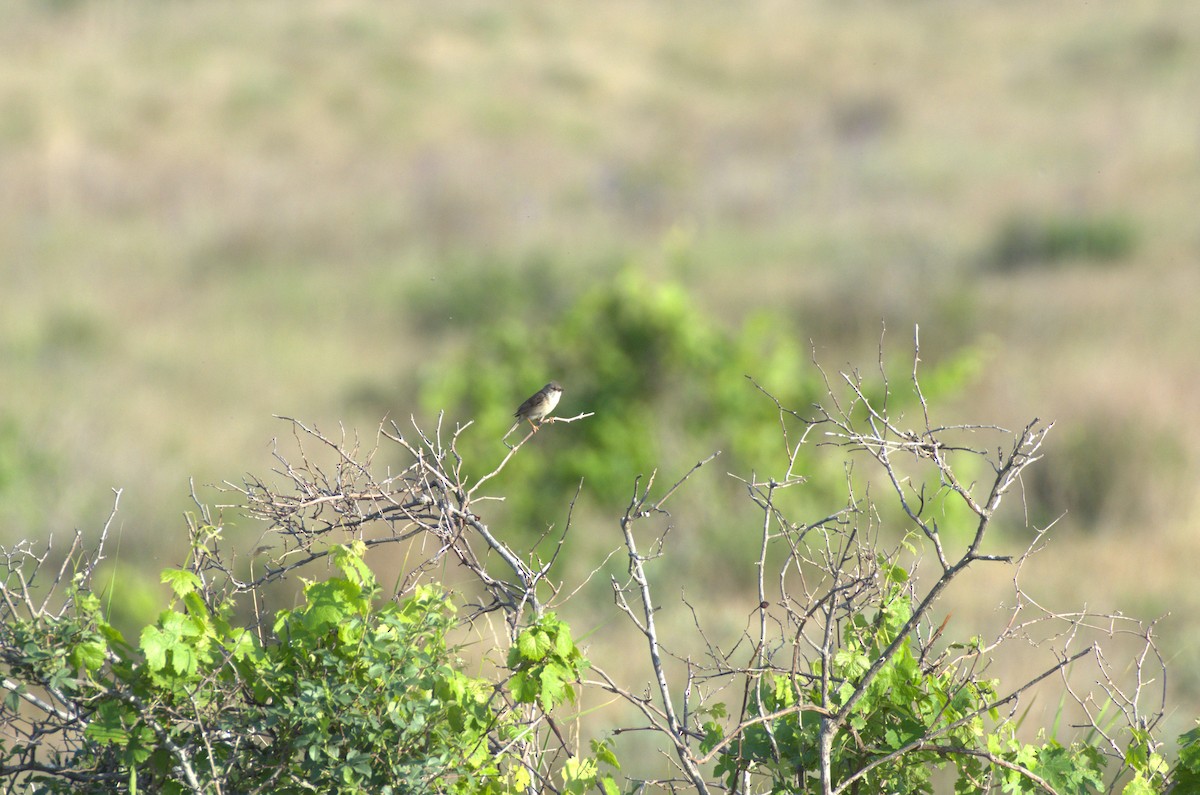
[2,0,1198,748]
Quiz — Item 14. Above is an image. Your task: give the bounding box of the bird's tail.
[502,421,520,441]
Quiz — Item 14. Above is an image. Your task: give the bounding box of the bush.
[0,540,546,794]
[1,340,1191,794]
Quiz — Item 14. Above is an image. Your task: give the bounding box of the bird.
[504,381,563,441]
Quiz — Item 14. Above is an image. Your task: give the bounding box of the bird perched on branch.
[504,381,563,441]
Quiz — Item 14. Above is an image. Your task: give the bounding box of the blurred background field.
[2,0,1199,768]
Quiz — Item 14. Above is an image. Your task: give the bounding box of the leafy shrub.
[0,543,549,794]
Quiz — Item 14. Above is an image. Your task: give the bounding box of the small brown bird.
[504,381,563,441]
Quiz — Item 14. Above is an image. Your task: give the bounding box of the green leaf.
[85,700,131,746]
[539,664,567,711]
[160,568,202,598]
[331,542,374,588]
[561,756,598,795]
[591,738,620,770]
[74,589,101,614]
[70,637,107,672]
[554,623,576,659]
[182,591,210,622]
[1121,773,1155,795]
[140,610,204,678]
[517,630,541,662]
[140,626,169,672]
[99,621,130,649]
[171,642,197,676]
[510,671,537,704]
[299,578,366,634]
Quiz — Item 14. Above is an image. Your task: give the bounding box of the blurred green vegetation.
[0,417,61,535]
[985,211,1138,272]
[421,269,986,578]
[1023,414,1187,532]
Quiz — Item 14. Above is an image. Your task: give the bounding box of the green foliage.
[248,561,521,794]
[561,740,621,795]
[1170,723,1200,792]
[423,270,980,535]
[986,211,1137,271]
[1122,727,1171,792]
[1,543,534,794]
[706,566,1127,794]
[0,507,1194,795]
[404,251,581,336]
[507,612,587,712]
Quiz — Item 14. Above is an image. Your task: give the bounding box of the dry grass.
[2,0,1199,758]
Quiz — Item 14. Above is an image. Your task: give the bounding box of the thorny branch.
[207,411,589,631]
[605,452,722,795]
[593,330,1167,794]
